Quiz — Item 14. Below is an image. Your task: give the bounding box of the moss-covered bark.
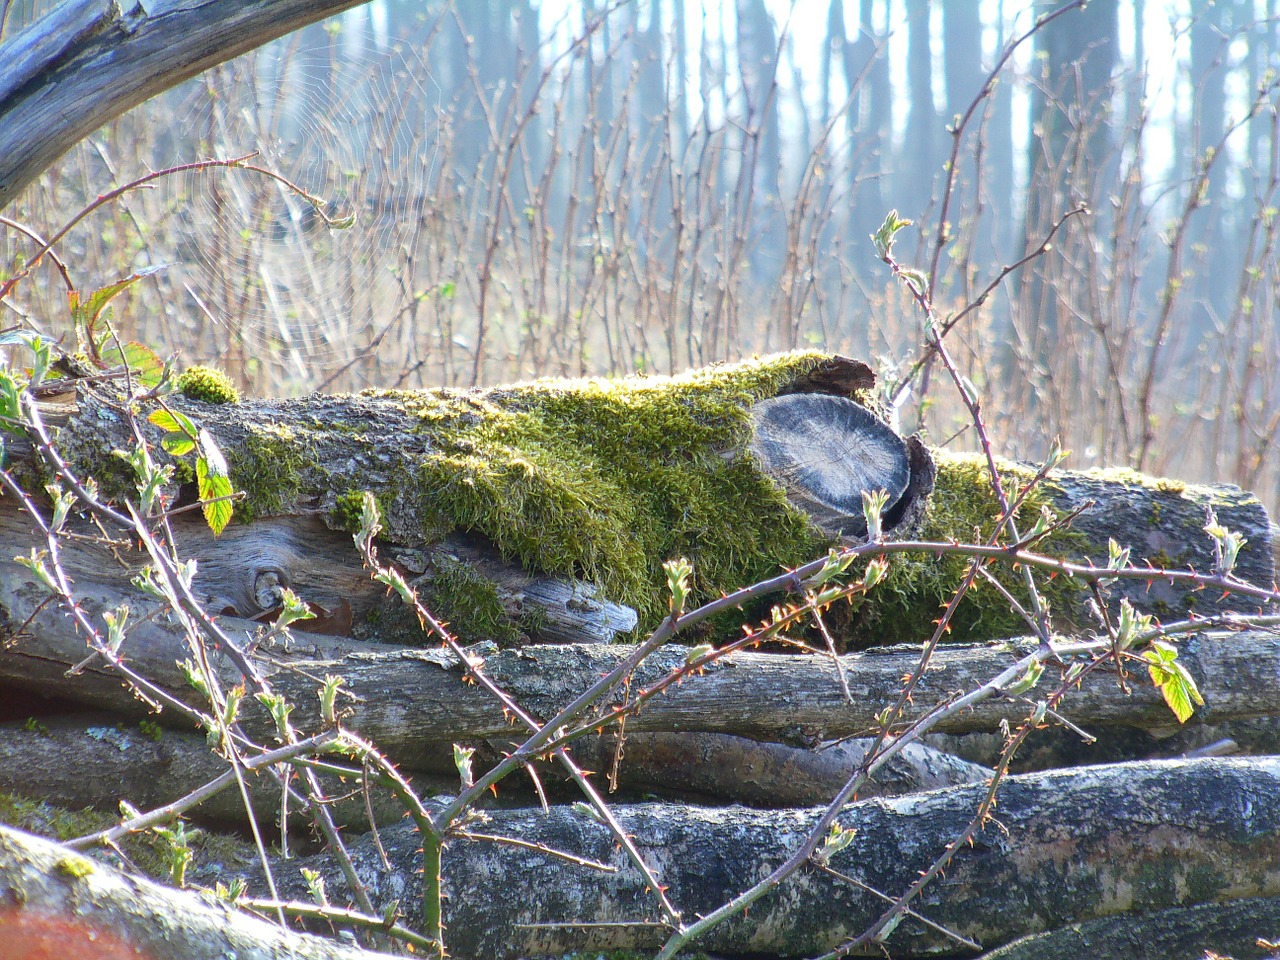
[48,352,1275,646]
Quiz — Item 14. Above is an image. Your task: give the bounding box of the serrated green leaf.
[197,428,229,478]
[100,341,165,387]
[149,408,197,436]
[1144,648,1204,724]
[161,435,196,457]
[196,458,234,535]
[76,265,168,326]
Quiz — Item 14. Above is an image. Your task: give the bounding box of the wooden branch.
[6,753,1279,959]
[0,0,372,209]
[976,895,1280,960]
[0,712,989,816]
[4,522,1280,761]
[547,732,991,805]
[222,757,1280,958]
[0,713,443,830]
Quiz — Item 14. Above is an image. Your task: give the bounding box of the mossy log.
[24,353,932,644]
[7,757,1275,960]
[9,352,1275,649]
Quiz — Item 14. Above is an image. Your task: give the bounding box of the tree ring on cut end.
[749,394,911,539]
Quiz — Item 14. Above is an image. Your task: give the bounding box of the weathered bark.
[12,355,936,643]
[1042,466,1278,624]
[0,356,1276,959]
[552,732,991,805]
[424,757,1280,957]
[0,714,440,830]
[0,0,373,210]
[0,712,989,818]
[976,895,1280,960]
[5,523,1280,757]
[8,359,1274,651]
[0,825,397,960]
[34,755,1269,960]
[6,757,1277,959]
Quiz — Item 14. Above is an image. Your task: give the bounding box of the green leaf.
[100,341,165,387]
[161,435,196,457]
[196,429,234,532]
[861,489,890,541]
[74,265,168,326]
[664,556,693,619]
[148,408,198,437]
[0,371,24,426]
[73,266,169,361]
[1143,644,1204,724]
[1002,660,1045,697]
[871,209,913,258]
[453,743,475,789]
[197,461,234,536]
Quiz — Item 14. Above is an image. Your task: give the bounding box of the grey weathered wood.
[533,732,991,805]
[0,714,437,830]
[750,393,911,538]
[976,895,1280,960]
[0,714,985,815]
[395,537,638,644]
[1043,469,1279,624]
[4,515,1280,759]
[252,757,1280,958]
[0,0,372,209]
[8,757,1279,959]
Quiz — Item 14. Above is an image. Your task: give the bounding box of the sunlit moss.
[383,353,840,627]
[175,365,239,405]
[232,425,307,522]
[860,451,1093,645]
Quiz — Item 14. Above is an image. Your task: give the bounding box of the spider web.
[158,34,442,378]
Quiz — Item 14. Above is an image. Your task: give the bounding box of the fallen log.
[0,713,990,820]
[9,756,1275,960]
[6,574,1280,760]
[5,352,1270,652]
[278,756,1280,958]
[975,895,1280,960]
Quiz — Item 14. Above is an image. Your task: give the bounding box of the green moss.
[1184,863,1227,902]
[175,366,239,404]
[380,352,838,627]
[0,793,246,883]
[419,555,523,646]
[55,853,95,879]
[331,489,368,532]
[231,425,308,522]
[861,452,1092,645]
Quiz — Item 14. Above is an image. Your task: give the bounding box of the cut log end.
[749,393,912,539]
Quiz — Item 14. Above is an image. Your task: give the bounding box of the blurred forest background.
[1,0,1278,513]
